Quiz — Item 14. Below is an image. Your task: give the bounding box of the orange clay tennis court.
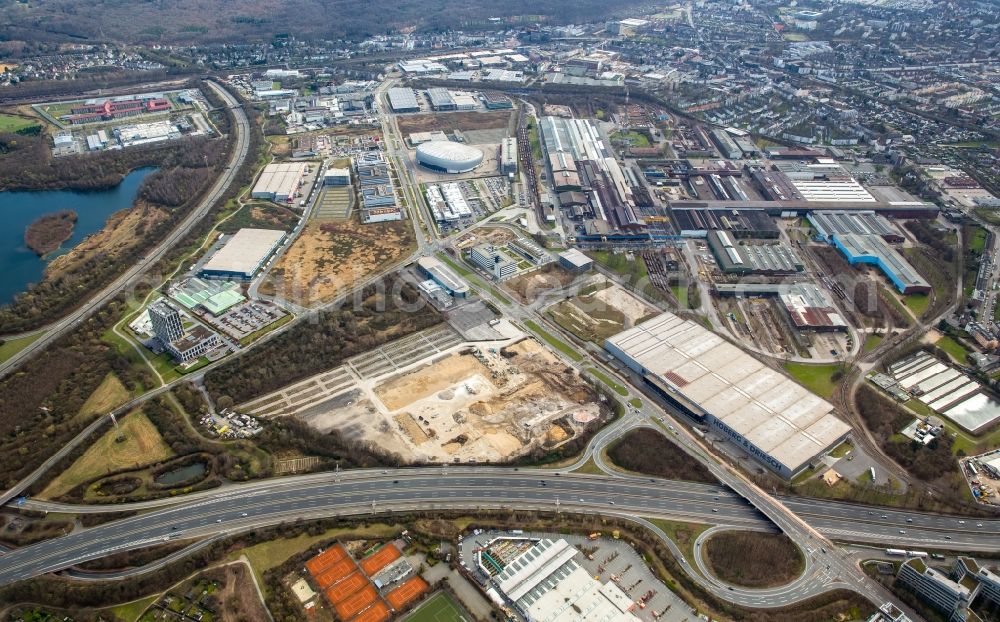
[315,558,357,590]
[348,600,390,622]
[360,544,401,575]
[385,576,429,610]
[335,584,381,620]
[325,571,369,605]
[306,545,348,577]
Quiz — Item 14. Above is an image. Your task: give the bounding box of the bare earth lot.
[262,218,415,306]
[299,338,602,463]
[396,111,513,135]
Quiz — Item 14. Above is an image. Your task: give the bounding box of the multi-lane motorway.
[0,79,252,381]
[4,469,1000,596]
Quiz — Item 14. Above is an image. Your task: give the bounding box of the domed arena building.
[415,141,483,174]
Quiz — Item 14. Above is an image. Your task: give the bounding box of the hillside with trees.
[0,0,645,45]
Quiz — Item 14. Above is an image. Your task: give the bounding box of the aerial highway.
[4,466,997,615]
[0,79,252,380]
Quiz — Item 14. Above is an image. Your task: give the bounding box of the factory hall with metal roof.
[833,233,931,294]
[605,312,851,478]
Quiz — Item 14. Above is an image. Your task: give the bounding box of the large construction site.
[240,326,603,463]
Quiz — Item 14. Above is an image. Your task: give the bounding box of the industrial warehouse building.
[200,228,285,280]
[707,230,803,275]
[714,283,848,332]
[605,312,851,477]
[558,248,593,273]
[415,141,483,173]
[387,87,419,113]
[426,87,456,111]
[500,137,518,175]
[833,233,931,294]
[252,162,307,202]
[808,210,905,243]
[483,538,640,622]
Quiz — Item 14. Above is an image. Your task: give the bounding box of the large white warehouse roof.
[606,312,851,477]
[200,228,285,278]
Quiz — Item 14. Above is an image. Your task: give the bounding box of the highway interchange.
[0,78,996,621]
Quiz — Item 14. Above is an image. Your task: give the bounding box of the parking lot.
[203,300,288,340]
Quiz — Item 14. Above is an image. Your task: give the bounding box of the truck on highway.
[886,548,907,557]
[907,551,929,559]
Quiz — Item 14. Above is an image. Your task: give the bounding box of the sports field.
[404,592,468,622]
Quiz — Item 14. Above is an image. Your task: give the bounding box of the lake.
[0,167,155,305]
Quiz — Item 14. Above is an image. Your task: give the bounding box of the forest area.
[204,275,442,404]
[0,135,227,333]
[0,0,643,45]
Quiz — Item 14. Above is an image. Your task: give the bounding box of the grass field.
[41,410,173,499]
[0,112,40,133]
[903,293,930,318]
[863,334,883,354]
[524,320,583,362]
[572,457,604,475]
[782,362,845,399]
[969,227,988,254]
[613,130,650,148]
[0,331,45,363]
[647,518,709,566]
[404,592,468,622]
[105,595,159,622]
[587,367,628,396]
[76,372,131,422]
[935,335,969,364]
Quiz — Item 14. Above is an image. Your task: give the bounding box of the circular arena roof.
[415,141,483,174]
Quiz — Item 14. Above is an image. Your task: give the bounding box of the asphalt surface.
[0,79,252,382]
[5,469,1000,586]
[0,471,759,585]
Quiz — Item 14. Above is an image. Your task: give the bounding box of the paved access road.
[0,79,252,381]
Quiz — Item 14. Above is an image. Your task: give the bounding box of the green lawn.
[903,293,930,318]
[105,595,159,622]
[969,227,988,254]
[782,362,845,399]
[0,113,40,133]
[613,130,651,148]
[0,331,45,363]
[863,334,883,353]
[524,320,583,362]
[629,397,642,408]
[572,457,605,475]
[646,518,710,567]
[405,591,467,622]
[587,367,628,396]
[935,335,969,364]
